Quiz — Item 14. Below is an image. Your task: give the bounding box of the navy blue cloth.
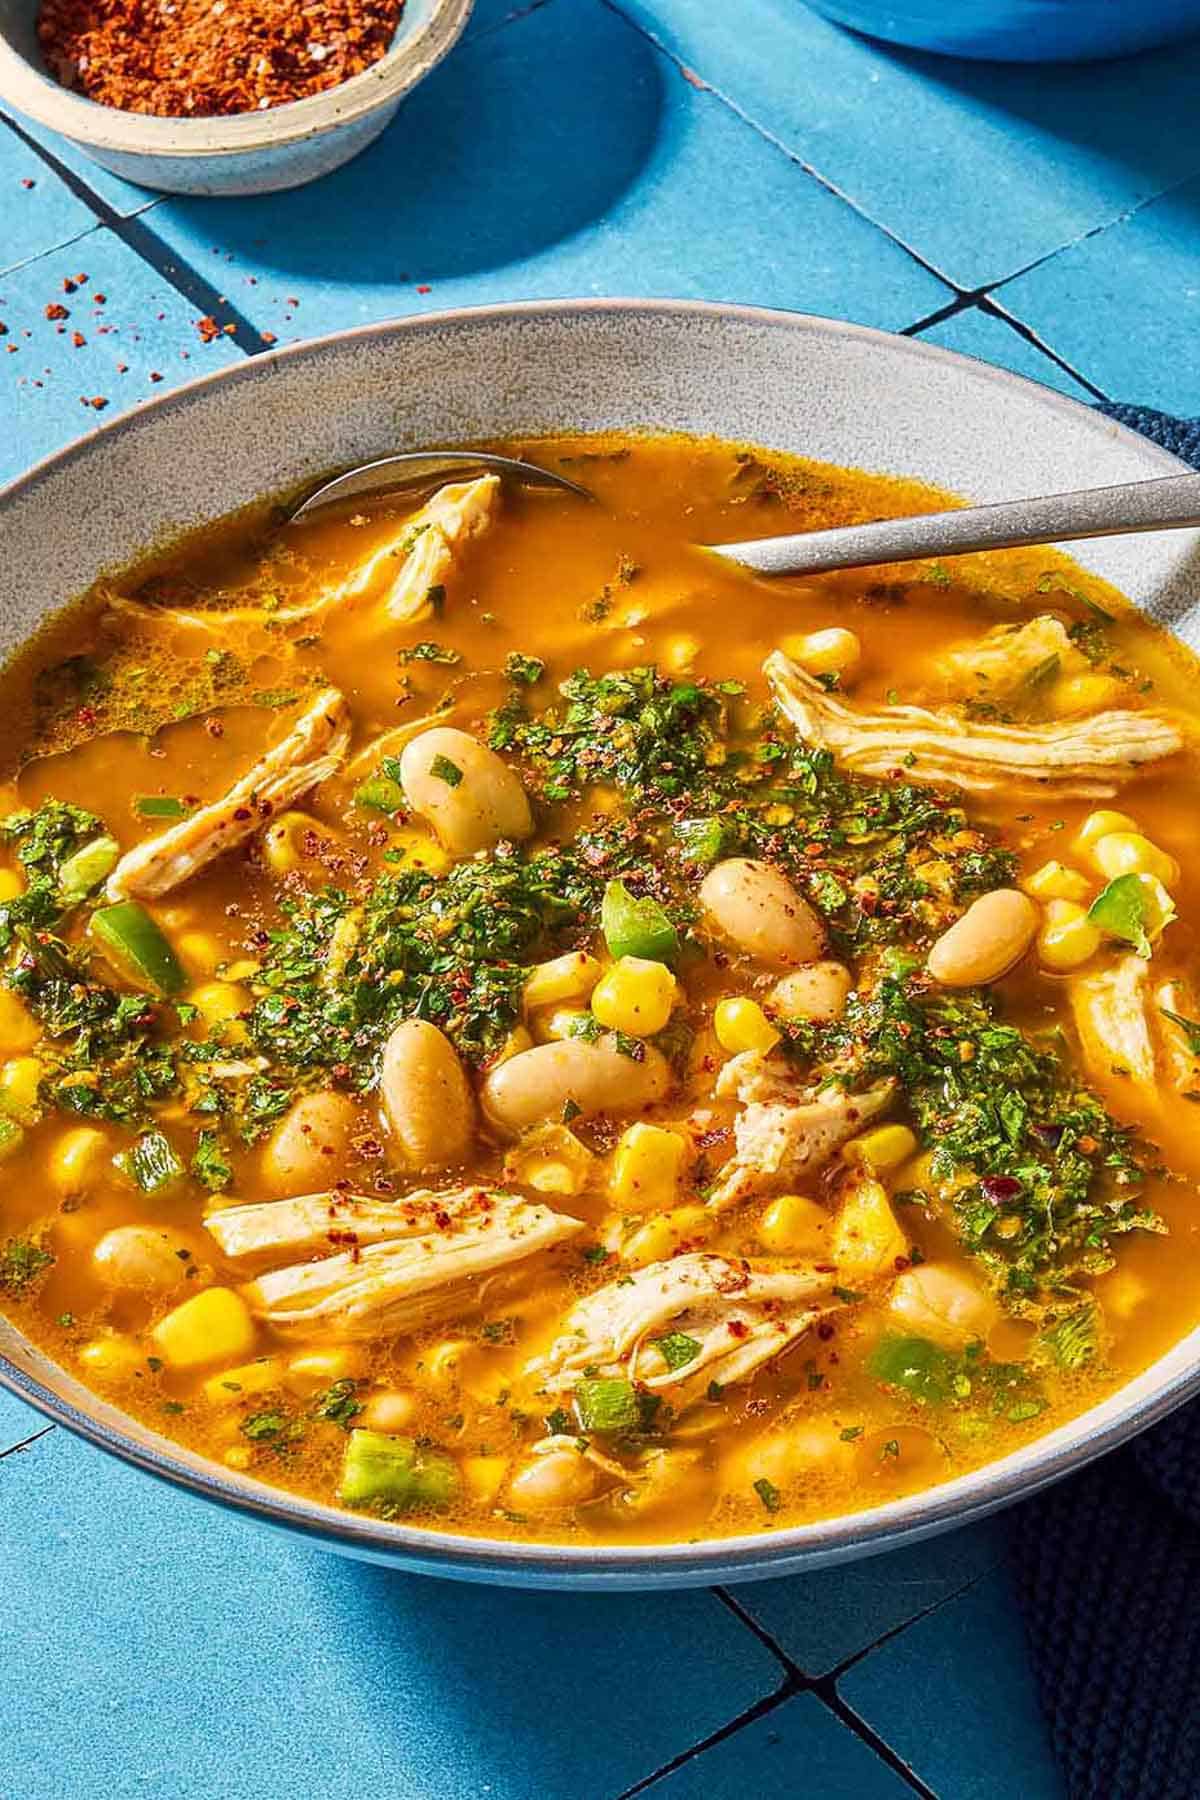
[1013,403,1200,1800]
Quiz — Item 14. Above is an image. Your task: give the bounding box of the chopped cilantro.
[429,754,463,788]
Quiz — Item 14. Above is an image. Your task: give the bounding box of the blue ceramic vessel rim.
[0,0,473,158]
[0,296,1195,1587]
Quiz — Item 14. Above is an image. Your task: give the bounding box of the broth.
[1,430,1198,1546]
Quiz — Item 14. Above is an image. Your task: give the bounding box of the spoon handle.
[707,471,1200,577]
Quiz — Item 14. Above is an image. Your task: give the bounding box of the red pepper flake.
[680,64,709,90]
[86,395,108,409]
[416,284,431,294]
[260,330,276,344]
[727,1319,750,1339]
[148,370,163,382]
[37,0,407,113]
[222,322,236,336]
[71,330,86,347]
[93,292,106,304]
[45,302,69,320]
[0,322,7,336]
[61,276,78,293]
[20,178,35,189]
[196,315,220,343]
[116,361,128,373]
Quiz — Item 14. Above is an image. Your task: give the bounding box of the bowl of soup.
[1,300,1198,1587]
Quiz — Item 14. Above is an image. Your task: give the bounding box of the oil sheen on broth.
[0,433,1197,1547]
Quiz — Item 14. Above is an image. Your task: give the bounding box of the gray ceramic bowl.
[2,300,1199,1587]
[0,0,472,195]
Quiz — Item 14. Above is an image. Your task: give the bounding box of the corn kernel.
[1022,860,1092,904]
[492,1024,534,1067]
[462,1455,509,1505]
[0,988,39,1056]
[504,1123,595,1197]
[624,1204,712,1268]
[530,1006,591,1044]
[610,1122,686,1213]
[262,810,329,875]
[176,930,225,977]
[830,1177,907,1279]
[79,1332,144,1382]
[713,997,779,1055]
[386,826,451,875]
[843,1124,919,1173]
[758,1193,830,1254]
[284,1345,368,1395]
[0,868,23,903]
[1091,831,1180,888]
[1037,899,1102,972]
[151,1287,256,1370]
[1046,672,1124,717]
[591,957,677,1036]
[203,1356,287,1406]
[188,980,251,1044]
[47,1125,109,1196]
[0,1056,43,1125]
[522,951,603,1012]
[1074,809,1138,854]
[779,627,862,682]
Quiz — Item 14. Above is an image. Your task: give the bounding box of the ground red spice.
[37,0,407,117]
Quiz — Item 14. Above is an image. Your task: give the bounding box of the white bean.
[888,1263,997,1348]
[481,1035,671,1138]
[260,1089,358,1193]
[400,726,533,856]
[508,1447,596,1510]
[927,888,1039,988]
[770,961,853,1022]
[700,858,825,966]
[92,1224,192,1292]
[360,1390,420,1432]
[380,1019,475,1168]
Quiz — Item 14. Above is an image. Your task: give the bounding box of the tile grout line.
[975,293,1111,401]
[598,0,965,303]
[0,213,106,285]
[0,1422,56,1460]
[611,1679,798,1799]
[811,1682,939,1800]
[0,113,265,356]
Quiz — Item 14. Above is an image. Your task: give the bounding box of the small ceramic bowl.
[0,0,473,195]
[803,0,1200,62]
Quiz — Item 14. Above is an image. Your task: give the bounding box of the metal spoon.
[290,450,1200,576]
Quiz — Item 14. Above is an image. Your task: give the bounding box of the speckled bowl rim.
[0,297,1196,1588]
[0,0,472,158]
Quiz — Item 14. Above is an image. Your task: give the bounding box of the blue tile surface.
[2,227,242,486]
[0,1426,779,1800]
[998,180,1200,416]
[647,1691,911,1798]
[0,116,99,275]
[914,302,1098,402]
[139,0,947,339]
[611,0,1200,289]
[0,3,1188,1794]
[841,1564,1065,1800]
[737,1517,1003,1675]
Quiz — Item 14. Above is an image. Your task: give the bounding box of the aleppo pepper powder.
[37,0,407,117]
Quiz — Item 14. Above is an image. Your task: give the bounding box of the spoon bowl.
[289,449,592,521]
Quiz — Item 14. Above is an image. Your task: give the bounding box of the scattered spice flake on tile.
[416,284,431,294]
[0,322,7,336]
[149,371,163,382]
[680,65,709,90]
[45,302,69,320]
[72,330,86,346]
[62,276,78,293]
[116,362,128,373]
[21,178,35,189]
[260,330,276,344]
[93,293,107,304]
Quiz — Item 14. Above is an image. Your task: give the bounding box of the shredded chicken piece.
[327,475,500,622]
[766,650,1183,797]
[533,1253,842,1408]
[207,1186,583,1338]
[937,614,1086,703]
[102,477,500,637]
[1070,955,1158,1105]
[1155,978,1200,1101]
[707,1049,895,1211]
[105,688,350,900]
